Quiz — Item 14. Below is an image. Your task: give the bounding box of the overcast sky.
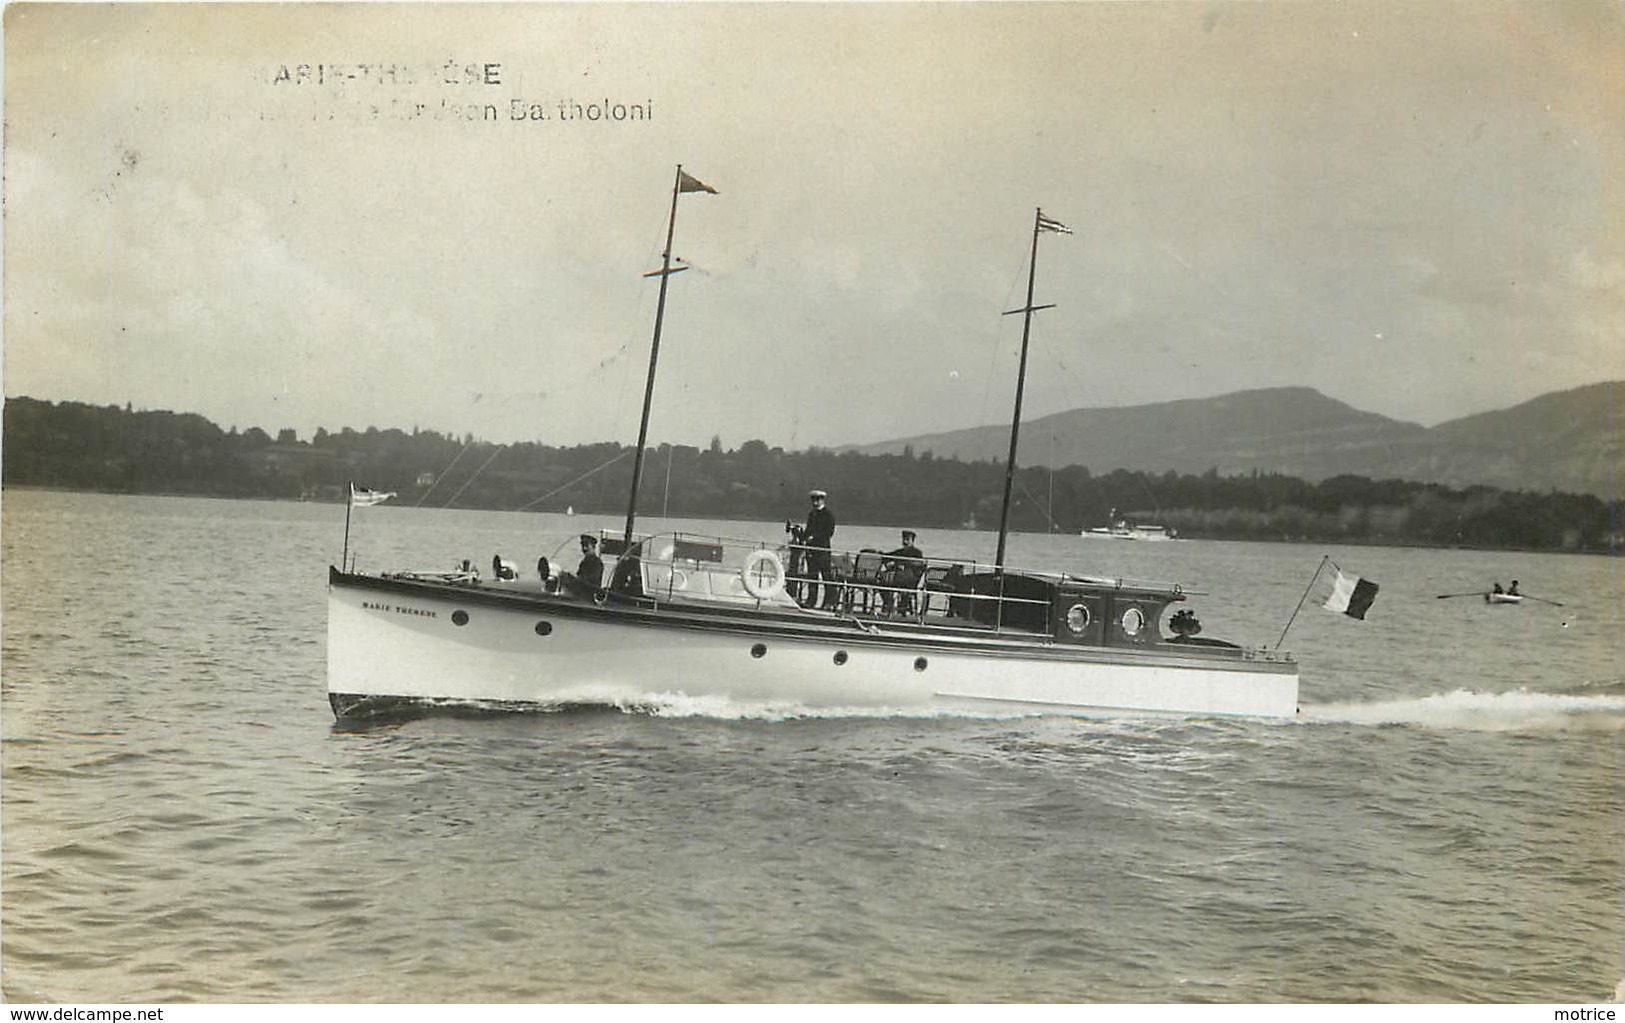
[6,2,1622,451]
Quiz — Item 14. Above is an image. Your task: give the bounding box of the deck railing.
[598,529,1185,637]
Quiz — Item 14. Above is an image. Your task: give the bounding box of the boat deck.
[359,523,1293,669]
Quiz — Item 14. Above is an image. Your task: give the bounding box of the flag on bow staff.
[342,482,396,571]
[1323,566,1380,620]
[1037,212,1073,235]
[349,483,397,508]
[678,170,718,194]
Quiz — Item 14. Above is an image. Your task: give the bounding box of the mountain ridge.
[847,382,1620,500]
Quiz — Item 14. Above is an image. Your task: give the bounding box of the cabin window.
[914,657,929,672]
[534,621,553,636]
[750,643,768,659]
[1065,602,1092,634]
[1121,607,1145,637]
[833,650,848,666]
[451,610,470,627]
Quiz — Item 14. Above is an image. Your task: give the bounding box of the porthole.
[750,643,768,659]
[1121,607,1145,637]
[534,620,553,636]
[914,657,928,672]
[1065,602,1092,634]
[451,610,470,627]
[833,650,848,666]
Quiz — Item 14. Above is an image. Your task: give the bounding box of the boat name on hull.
[361,600,440,619]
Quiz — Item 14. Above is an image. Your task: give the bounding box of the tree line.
[3,396,1618,552]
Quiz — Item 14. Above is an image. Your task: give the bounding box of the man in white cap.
[801,488,837,609]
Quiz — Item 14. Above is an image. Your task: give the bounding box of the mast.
[994,207,1059,570]
[622,165,698,547]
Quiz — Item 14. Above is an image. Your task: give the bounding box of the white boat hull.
[1081,526,1178,541]
[328,573,1299,719]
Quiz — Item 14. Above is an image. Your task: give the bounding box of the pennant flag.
[1037,213,1073,235]
[350,484,397,508]
[1323,569,1379,620]
[678,170,718,194]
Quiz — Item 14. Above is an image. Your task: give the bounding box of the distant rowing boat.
[1435,588,1561,607]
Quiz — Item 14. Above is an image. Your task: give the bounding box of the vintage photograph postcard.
[4,2,1621,1006]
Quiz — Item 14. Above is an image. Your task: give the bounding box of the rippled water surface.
[3,490,1621,1002]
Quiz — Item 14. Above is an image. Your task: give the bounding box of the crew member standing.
[802,489,837,609]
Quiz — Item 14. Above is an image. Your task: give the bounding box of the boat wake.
[1301,687,1625,732]
[615,692,1042,723]
[339,687,1625,731]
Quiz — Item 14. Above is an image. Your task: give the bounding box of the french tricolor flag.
[1323,569,1379,620]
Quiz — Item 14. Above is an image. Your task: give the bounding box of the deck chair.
[879,558,926,616]
[842,550,885,614]
[809,550,854,609]
[918,564,960,617]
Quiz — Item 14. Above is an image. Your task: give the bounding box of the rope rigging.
[513,448,634,513]
[414,440,473,508]
[441,444,507,508]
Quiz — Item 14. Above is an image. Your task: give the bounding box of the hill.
[851,383,1620,500]
[1421,382,1619,496]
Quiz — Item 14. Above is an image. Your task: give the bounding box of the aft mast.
[621,165,717,548]
[994,207,1068,571]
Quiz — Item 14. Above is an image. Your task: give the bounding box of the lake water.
[2,489,1621,1002]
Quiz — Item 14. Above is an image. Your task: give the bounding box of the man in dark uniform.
[576,534,605,588]
[802,489,837,609]
[880,529,925,615]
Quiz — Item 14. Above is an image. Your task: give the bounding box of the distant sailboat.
[566,505,575,516]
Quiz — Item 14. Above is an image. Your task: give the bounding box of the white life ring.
[741,549,786,600]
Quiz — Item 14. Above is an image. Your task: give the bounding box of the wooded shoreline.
[5,396,1619,554]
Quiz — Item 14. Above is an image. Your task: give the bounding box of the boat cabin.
[553,530,1210,651]
[950,570,1186,648]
